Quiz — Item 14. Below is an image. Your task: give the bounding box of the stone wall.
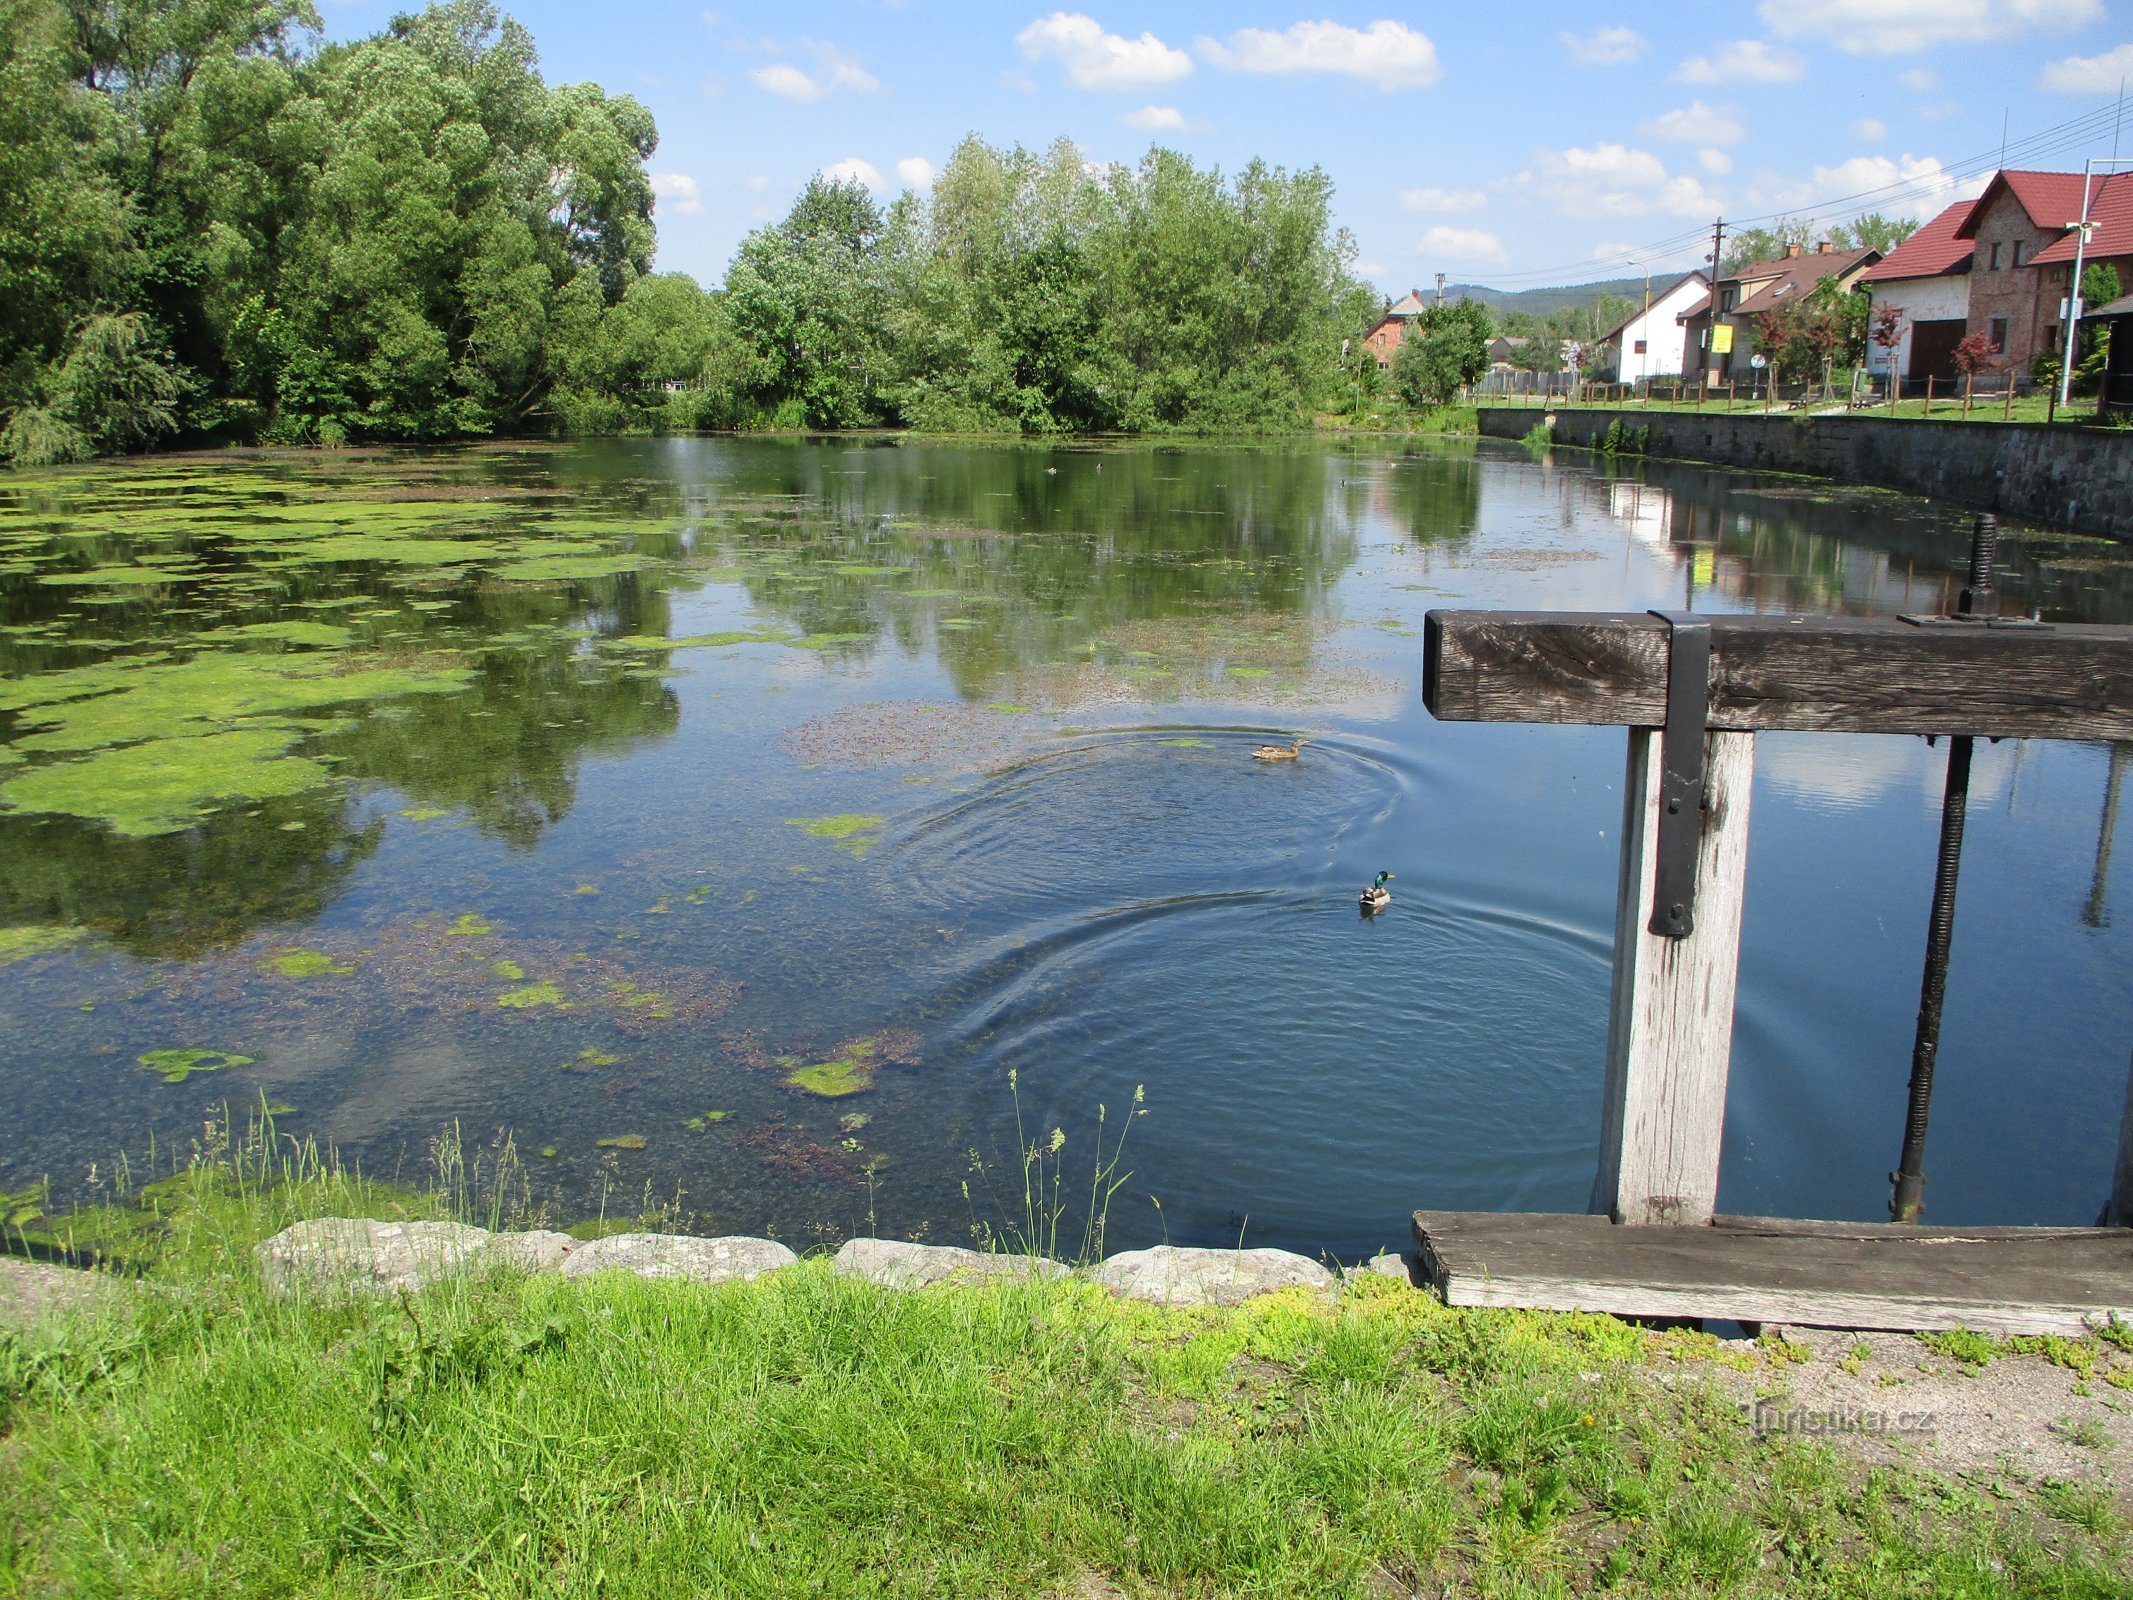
[1476,406,2133,540]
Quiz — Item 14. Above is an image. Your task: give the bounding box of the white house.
[1593,271,1708,387]
[1857,197,1978,383]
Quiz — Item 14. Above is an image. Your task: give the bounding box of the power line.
[1466,95,2130,288]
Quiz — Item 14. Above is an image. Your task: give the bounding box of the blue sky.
[324,2,2133,293]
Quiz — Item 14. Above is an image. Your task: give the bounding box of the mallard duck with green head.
[1359,871,1393,913]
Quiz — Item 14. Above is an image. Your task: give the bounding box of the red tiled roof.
[2032,171,2133,265]
[1731,246,1880,315]
[1957,170,2094,238]
[1859,197,1980,283]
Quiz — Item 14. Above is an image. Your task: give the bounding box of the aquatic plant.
[445,914,494,937]
[137,1048,255,1084]
[497,981,566,1009]
[0,925,89,967]
[683,1110,731,1130]
[594,1134,647,1150]
[563,1048,620,1073]
[785,814,887,859]
[260,948,354,979]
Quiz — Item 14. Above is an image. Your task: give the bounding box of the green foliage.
[1750,277,1868,384]
[1390,300,1491,409]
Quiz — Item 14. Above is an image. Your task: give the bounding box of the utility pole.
[1706,217,1727,387]
[1434,271,1446,306]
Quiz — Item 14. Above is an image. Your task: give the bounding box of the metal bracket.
[1647,609,1711,940]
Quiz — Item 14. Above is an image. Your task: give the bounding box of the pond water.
[2,436,2130,1258]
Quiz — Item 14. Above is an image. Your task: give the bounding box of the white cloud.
[1400,185,1488,212]
[2041,42,2133,92]
[1761,0,2101,55]
[1420,226,1505,263]
[1700,148,1734,175]
[1196,20,1441,90]
[1640,101,1747,145]
[821,157,885,192]
[1674,40,1805,84]
[1560,26,1646,65]
[1354,259,1387,277]
[747,40,879,101]
[1899,66,1940,89]
[648,172,703,217]
[1123,103,1186,129]
[1515,143,1726,220]
[1753,151,1983,221]
[1851,117,1888,140]
[896,156,935,189]
[1017,12,1191,90]
[749,63,819,99]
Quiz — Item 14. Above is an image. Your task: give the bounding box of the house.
[1954,169,2133,377]
[1362,290,1430,367]
[1487,334,1529,369]
[2081,293,2133,417]
[1859,197,1979,383]
[1679,242,1881,382]
[1591,271,1708,387]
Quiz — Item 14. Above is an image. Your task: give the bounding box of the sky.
[320,1,2133,294]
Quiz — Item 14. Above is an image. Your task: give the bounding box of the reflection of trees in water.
[701,439,1484,698]
[0,790,384,961]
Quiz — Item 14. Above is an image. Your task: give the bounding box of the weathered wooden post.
[1592,721,1754,1224]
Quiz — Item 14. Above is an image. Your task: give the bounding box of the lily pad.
[138,1048,255,1084]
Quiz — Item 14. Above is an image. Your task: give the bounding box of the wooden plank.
[1423,610,2133,741]
[1413,1210,2133,1335]
[2108,1047,2133,1228]
[1593,728,1754,1225]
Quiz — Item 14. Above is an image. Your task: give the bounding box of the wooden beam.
[1423,610,2133,741]
[1594,729,1755,1225]
[1413,1210,2133,1335]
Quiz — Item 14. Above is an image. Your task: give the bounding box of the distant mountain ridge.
[1437,276,1650,317]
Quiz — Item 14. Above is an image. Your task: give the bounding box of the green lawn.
[1479,391,2109,428]
[2,1139,2129,1597]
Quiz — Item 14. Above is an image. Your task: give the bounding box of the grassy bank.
[3,1140,2129,1596]
[1479,392,2115,428]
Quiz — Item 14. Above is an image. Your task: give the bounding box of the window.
[1634,339,1648,354]
[1989,242,2002,270]
[2013,240,2026,267]
[1988,315,2009,352]
[1719,287,1737,311]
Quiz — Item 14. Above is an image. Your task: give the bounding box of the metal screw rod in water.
[1890,513,1996,1222]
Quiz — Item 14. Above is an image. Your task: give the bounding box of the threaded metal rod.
[1891,733,1972,1222]
[1889,512,1996,1223]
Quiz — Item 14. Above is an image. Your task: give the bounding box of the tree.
[1390,299,1490,408]
[1953,330,1997,392]
[1830,213,1919,256]
[1750,278,1867,386]
[1724,218,1814,274]
[726,176,889,427]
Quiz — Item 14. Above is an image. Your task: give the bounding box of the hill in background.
[1439,276,1652,319]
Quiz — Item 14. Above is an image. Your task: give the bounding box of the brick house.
[1953,169,2133,379]
[1362,290,1430,367]
[1679,243,1880,382]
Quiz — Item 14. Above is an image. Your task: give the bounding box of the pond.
[2,435,2130,1259]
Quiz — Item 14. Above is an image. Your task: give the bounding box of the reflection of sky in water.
[0,437,2129,1253]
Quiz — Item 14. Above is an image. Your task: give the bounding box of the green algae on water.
[497,981,565,1009]
[261,948,354,979]
[445,913,493,937]
[683,1110,731,1130]
[0,728,332,836]
[0,926,89,967]
[786,814,886,859]
[784,1037,880,1098]
[563,1048,619,1073]
[138,1048,255,1084]
[492,959,526,980]
[594,1134,646,1150]
[1158,737,1209,748]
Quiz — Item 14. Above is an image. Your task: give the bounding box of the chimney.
[1816,239,1831,254]
[1785,244,1802,258]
